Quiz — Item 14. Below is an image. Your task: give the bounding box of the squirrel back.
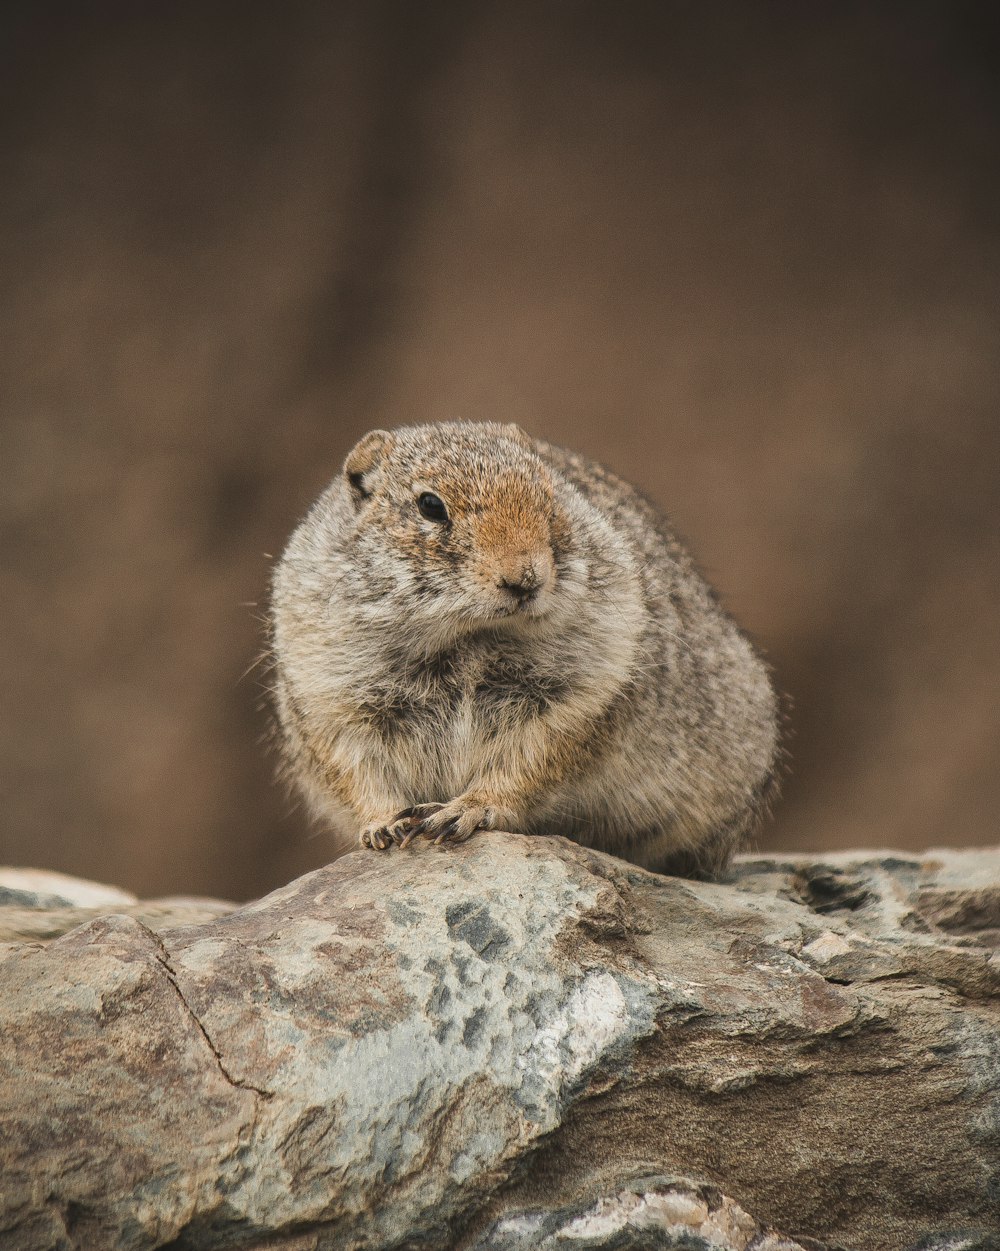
[270,421,780,875]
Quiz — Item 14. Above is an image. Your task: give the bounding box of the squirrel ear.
[344,429,393,503]
[503,422,531,447]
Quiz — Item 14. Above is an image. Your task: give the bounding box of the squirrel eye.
[417,492,449,523]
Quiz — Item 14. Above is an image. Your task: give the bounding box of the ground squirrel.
[270,422,780,875]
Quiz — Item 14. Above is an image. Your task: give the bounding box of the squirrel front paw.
[397,797,512,846]
[358,813,422,851]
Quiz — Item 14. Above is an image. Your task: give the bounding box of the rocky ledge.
[1,839,997,1251]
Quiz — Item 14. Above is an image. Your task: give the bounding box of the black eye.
[417,492,449,523]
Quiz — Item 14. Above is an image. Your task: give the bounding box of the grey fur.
[269,422,780,875]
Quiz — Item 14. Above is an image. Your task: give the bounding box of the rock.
[0,866,236,947]
[1,838,997,1251]
[0,867,139,909]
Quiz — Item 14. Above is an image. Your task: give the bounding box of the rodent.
[269,421,780,876]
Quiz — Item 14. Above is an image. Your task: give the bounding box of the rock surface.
[0,866,235,947]
[1,839,998,1251]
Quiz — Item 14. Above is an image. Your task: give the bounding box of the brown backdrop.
[3,2,998,900]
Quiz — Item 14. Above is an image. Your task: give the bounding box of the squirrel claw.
[359,812,422,851]
[359,825,390,851]
[359,826,389,851]
[412,800,497,846]
[399,802,444,821]
[430,818,458,845]
[367,800,501,849]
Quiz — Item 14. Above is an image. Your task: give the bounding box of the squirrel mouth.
[496,575,551,615]
[494,596,548,623]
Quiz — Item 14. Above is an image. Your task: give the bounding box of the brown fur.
[269,422,780,874]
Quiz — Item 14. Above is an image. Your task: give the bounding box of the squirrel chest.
[340,641,574,799]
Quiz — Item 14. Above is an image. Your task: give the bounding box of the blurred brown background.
[3,2,998,901]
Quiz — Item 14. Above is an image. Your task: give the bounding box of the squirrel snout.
[499,576,540,605]
[474,503,557,613]
[495,550,554,608]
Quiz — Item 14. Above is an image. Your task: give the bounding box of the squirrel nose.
[499,577,540,605]
[497,556,551,605]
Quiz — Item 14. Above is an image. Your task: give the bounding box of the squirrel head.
[336,422,581,638]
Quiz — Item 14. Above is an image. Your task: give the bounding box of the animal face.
[338,423,583,637]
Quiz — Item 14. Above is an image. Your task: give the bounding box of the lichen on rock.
[1,839,997,1250]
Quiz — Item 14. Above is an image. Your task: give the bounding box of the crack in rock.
[1,840,997,1251]
[154,950,273,1103]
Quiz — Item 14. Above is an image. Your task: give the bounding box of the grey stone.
[0,866,236,947]
[0,866,138,909]
[1,838,997,1250]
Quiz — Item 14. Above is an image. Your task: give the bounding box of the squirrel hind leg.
[652,844,729,881]
[649,806,760,880]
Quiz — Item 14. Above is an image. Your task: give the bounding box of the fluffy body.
[270,422,779,874]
